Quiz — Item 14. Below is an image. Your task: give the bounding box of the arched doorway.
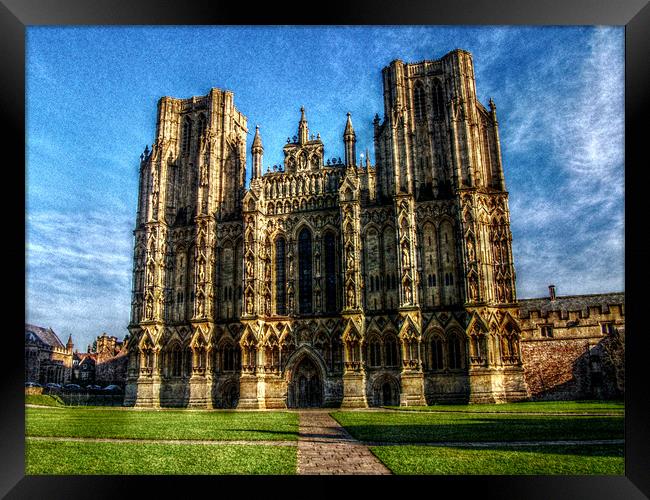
[221,382,239,409]
[288,356,323,408]
[371,375,400,407]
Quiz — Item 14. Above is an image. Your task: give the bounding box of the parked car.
[63,383,82,392]
[102,384,122,393]
[44,383,62,392]
[86,384,102,391]
[25,381,42,388]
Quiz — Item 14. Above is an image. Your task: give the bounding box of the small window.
[541,325,553,338]
[601,323,614,335]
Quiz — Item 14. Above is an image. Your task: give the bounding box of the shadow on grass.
[383,443,625,458]
[336,416,624,444]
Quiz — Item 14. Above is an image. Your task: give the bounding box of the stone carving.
[127,53,530,409]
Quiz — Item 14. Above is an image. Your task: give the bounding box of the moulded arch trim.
[424,326,445,342]
[398,316,421,339]
[467,312,489,336]
[293,221,316,240]
[499,312,521,334]
[283,344,328,381]
[370,372,401,392]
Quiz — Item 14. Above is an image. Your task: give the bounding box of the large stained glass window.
[324,232,337,312]
[275,237,286,315]
[298,228,313,313]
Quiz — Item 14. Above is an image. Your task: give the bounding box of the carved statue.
[469,278,477,300]
[468,239,475,261]
[246,294,253,314]
[401,244,410,268]
[346,286,354,308]
[404,283,412,304]
[246,258,253,278]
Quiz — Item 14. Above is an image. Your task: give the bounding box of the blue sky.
[25,26,624,353]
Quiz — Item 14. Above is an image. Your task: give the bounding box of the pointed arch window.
[181,117,193,154]
[324,231,337,312]
[171,344,182,376]
[430,337,444,370]
[448,334,462,369]
[298,228,313,313]
[414,82,426,121]
[385,335,399,367]
[432,80,444,119]
[369,337,382,367]
[275,237,286,315]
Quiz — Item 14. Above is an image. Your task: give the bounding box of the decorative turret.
[343,112,357,167]
[66,334,74,352]
[251,125,263,179]
[298,106,309,145]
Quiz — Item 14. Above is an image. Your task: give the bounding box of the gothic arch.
[370,373,401,407]
[283,344,328,382]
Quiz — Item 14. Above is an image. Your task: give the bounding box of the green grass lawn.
[25,394,64,407]
[26,439,295,475]
[384,400,624,414]
[330,411,624,443]
[370,444,624,475]
[26,406,299,441]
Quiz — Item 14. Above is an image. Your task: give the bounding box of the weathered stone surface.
[123,50,621,410]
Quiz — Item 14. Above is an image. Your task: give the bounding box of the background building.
[25,324,74,385]
[519,287,624,400]
[125,49,530,408]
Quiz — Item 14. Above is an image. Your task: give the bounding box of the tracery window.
[369,337,382,367]
[275,238,286,315]
[181,117,192,154]
[171,345,182,376]
[385,335,399,367]
[448,335,462,369]
[324,232,337,312]
[298,228,313,313]
[432,80,444,118]
[430,337,444,370]
[414,81,426,121]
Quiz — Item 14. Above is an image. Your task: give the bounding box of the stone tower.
[125,50,529,408]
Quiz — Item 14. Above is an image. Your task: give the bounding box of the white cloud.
[25,209,134,351]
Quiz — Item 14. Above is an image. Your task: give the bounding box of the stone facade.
[518,288,624,401]
[25,324,74,385]
[125,49,530,408]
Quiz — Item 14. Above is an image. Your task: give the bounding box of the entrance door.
[290,356,322,408]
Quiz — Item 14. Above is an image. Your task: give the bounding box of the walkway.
[296,410,391,475]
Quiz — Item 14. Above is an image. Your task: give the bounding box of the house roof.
[25,324,65,349]
[518,292,624,319]
[74,352,97,363]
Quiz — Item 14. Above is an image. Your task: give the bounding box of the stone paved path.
[296,411,391,475]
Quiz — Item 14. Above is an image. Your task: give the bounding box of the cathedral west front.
[124,49,531,408]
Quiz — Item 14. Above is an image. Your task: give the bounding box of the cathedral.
[124,49,531,408]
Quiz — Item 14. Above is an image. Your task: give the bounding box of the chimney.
[548,284,556,301]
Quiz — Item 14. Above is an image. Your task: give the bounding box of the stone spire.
[251,125,263,179]
[66,334,74,352]
[298,106,309,145]
[343,112,357,167]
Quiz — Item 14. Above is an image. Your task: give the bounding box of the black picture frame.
[5,0,648,498]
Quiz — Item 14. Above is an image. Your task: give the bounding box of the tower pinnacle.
[298,106,309,144]
[343,112,357,167]
[251,125,264,179]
